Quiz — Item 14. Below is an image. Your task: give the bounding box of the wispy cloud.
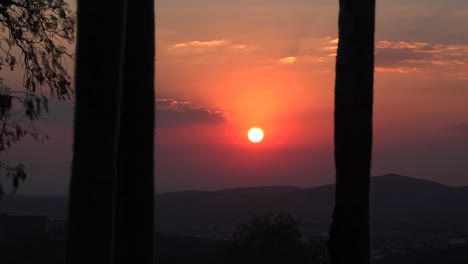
[170,40,228,49]
[275,37,468,79]
[164,36,467,80]
[376,41,430,50]
[375,40,468,79]
[278,56,297,64]
[156,99,230,127]
[165,39,251,64]
[375,66,419,74]
[316,38,468,78]
[168,39,249,54]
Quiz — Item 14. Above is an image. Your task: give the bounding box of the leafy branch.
[0,0,75,198]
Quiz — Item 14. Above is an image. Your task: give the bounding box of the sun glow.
[248,127,264,143]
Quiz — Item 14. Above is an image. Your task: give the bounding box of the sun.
[248,127,264,143]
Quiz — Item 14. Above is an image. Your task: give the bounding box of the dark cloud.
[156,99,229,126]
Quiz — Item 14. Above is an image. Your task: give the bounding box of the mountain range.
[1,174,468,237]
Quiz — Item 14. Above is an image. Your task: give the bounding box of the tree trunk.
[67,1,127,264]
[328,0,375,263]
[68,1,156,263]
[113,0,155,263]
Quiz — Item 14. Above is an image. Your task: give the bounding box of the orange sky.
[152,0,468,191]
[2,0,468,194]
[155,0,468,147]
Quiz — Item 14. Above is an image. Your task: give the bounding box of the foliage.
[0,0,75,198]
[225,212,329,264]
[0,160,25,197]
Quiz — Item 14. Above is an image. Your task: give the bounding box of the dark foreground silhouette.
[330,0,375,263]
[224,213,328,264]
[68,0,155,263]
[2,175,468,263]
[1,214,467,264]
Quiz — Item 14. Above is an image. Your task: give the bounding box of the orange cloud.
[165,39,252,61]
[377,41,429,50]
[375,67,419,74]
[171,40,228,49]
[278,56,297,64]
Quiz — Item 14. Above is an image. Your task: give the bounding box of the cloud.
[375,66,419,74]
[168,39,249,55]
[322,38,338,51]
[377,41,430,50]
[281,37,468,78]
[315,38,467,78]
[374,40,468,79]
[164,36,467,80]
[163,39,252,65]
[170,40,228,49]
[278,56,297,64]
[156,99,230,126]
[231,44,247,49]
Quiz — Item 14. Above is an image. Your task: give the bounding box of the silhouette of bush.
[225,212,328,264]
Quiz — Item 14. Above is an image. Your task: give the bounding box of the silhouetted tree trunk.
[67,1,127,264]
[114,0,155,264]
[328,0,375,264]
[67,1,155,264]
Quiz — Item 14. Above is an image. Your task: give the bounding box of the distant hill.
[156,174,468,237]
[1,174,468,237]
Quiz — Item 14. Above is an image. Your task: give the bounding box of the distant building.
[0,213,47,239]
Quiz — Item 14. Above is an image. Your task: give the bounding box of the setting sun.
[248,127,264,143]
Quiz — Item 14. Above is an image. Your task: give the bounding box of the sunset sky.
[3,0,468,194]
